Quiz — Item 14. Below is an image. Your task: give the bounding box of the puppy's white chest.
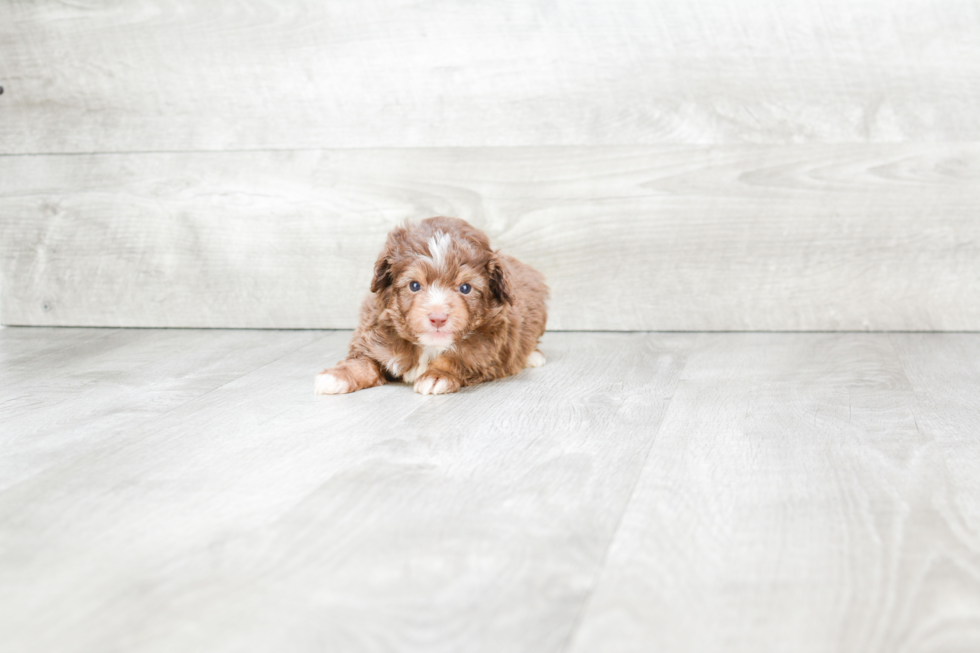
[402,345,446,383]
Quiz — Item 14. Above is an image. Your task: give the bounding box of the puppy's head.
[371,217,510,347]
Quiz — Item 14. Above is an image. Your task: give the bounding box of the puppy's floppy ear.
[488,252,512,304]
[370,248,393,293]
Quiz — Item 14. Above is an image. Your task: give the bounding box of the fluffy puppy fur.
[316,217,548,395]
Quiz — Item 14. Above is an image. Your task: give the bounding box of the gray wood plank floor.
[1,328,978,653]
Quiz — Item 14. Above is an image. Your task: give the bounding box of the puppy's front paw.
[315,371,350,395]
[414,373,461,395]
[526,350,546,368]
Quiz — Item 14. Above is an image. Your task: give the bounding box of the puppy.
[316,217,548,395]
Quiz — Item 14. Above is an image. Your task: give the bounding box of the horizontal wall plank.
[1,0,978,153]
[1,144,978,330]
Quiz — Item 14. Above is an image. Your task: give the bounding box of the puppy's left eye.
[409,281,421,292]
[459,283,472,295]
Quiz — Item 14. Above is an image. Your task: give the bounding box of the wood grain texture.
[1,0,977,153]
[0,327,323,493]
[2,144,979,330]
[0,329,693,653]
[891,334,980,602]
[567,333,980,653]
[3,329,979,651]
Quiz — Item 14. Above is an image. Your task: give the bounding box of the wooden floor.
[2,328,979,653]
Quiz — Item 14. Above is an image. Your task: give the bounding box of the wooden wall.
[2,0,978,329]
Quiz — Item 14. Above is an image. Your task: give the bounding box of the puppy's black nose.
[428,314,448,329]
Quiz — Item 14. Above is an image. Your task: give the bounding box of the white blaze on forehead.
[424,231,452,271]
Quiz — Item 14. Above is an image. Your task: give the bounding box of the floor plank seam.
[154,330,343,420]
[885,332,962,487]
[556,368,693,653]
[7,331,980,651]
[1,332,344,493]
[886,333,934,445]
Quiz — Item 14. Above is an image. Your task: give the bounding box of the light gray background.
[2,0,978,329]
[3,4,980,651]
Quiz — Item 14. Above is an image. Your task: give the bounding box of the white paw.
[414,376,454,395]
[403,365,423,384]
[315,372,349,395]
[526,351,546,368]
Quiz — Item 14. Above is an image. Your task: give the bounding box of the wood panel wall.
[2,0,978,329]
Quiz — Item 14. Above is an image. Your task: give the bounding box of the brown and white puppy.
[316,217,548,395]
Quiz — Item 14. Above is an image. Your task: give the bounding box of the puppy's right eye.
[409,281,421,292]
